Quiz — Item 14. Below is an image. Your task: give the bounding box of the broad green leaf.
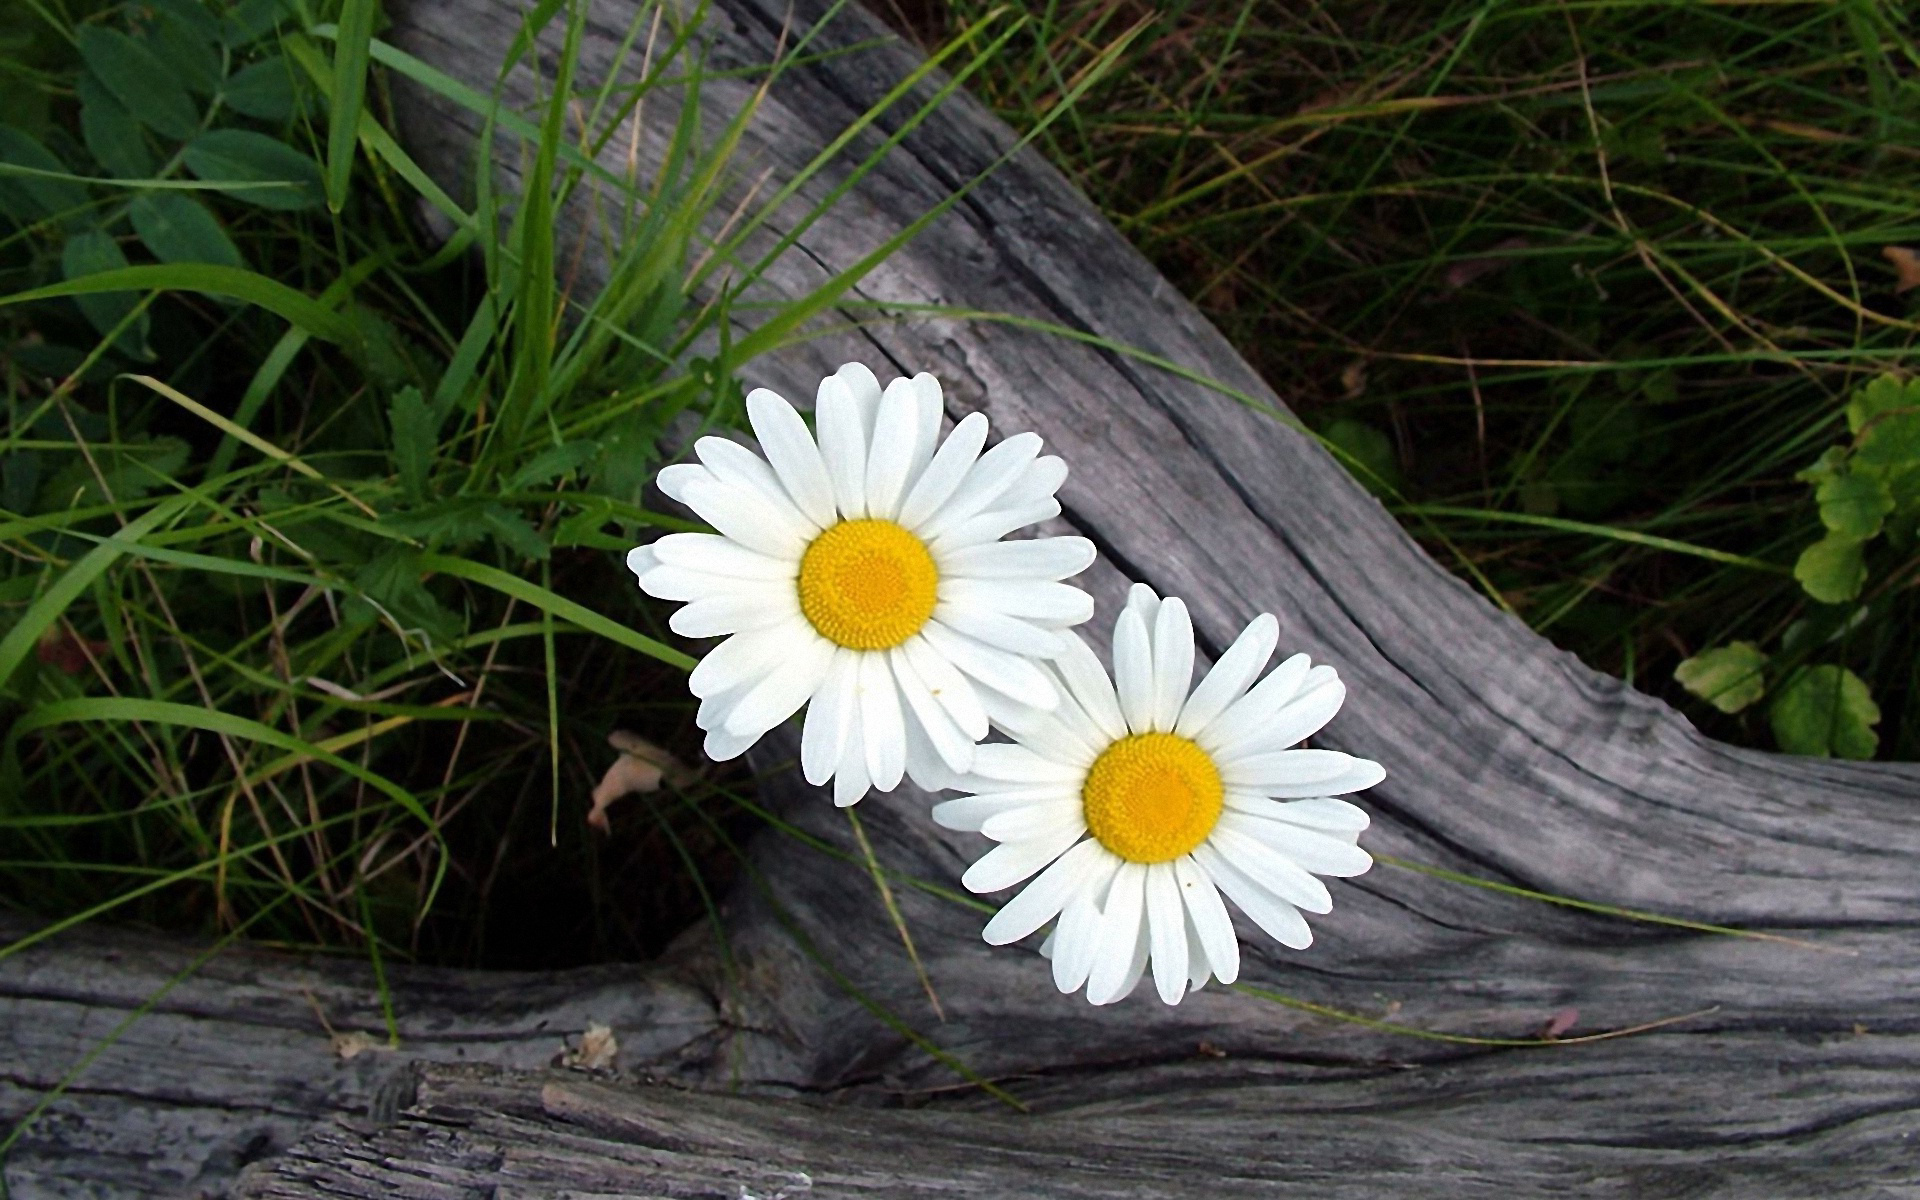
[223,56,297,122]
[222,0,297,47]
[76,27,200,141]
[326,0,378,212]
[61,230,149,358]
[1814,468,1893,539]
[388,386,435,502]
[508,440,597,490]
[1673,641,1768,714]
[129,192,242,268]
[77,76,154,179]
[140,2,222,97]
[1792,533,1866,604]
[0,125,88,221]
[353,549,460,645]
[1792,445,1847,487]
[480,505,550,562]
[1769,665,1879,760]
[1846,373,1920,471]
[1321,418,1402,496]
[182,130,322,210]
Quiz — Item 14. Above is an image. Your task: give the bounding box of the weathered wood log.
[6,0,1920,1195]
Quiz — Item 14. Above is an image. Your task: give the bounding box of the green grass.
[1,0,1912,988]
[916,0,1920,762]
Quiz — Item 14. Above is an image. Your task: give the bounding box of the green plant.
[918,0,1920,760]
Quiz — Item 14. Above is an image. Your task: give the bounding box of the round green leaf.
[130,191,243,268]
[76,27,200,142]
[1769,665,1879,760]
[77,75,154,179]
[0,125,89,221]
[223,56,298,122]
[1673,641,1768,714]
[1321,417,1402,496]
[182,130,322,210]
[61,230,150,357]
[1814,469,1893,539]
[1792,534,1866,604]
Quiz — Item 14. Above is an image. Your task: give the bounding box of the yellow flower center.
[796,519,939,650]
[1082,732,1224,864]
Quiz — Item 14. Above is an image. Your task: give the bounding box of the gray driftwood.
[5,0,1919,1195]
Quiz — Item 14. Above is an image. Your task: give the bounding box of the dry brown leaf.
[1883,246,1920,294]
[1537,1007,1580,1040]
[559,1023,619,1071]
[587,732,695,832]
[332,1031,395,1061]
[1339,359,1368,400]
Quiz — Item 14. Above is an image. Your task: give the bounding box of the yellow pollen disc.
[1082,732,1224,864]
[796,518,939,650]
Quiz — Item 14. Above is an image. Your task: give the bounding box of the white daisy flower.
[934,583,1383,1006]
[627,363,1097,805]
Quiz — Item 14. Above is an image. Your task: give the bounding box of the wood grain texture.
[8,0,1920,1195]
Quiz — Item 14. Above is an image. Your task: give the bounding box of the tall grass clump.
[0,0,1067,968]
[921,0,1920,761]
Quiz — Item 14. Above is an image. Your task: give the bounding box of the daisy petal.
[1085,863,1148,1005]
[1051,632,1126,742]
[703,725,759,762]
[1176,854,1239,985]
[971,741,1083,784]
[1220,748,1360,788]
[905,372,945,488]
[815,372,870,518]
[889,647,976,776]
[689,621,807,698]
[939,536,1095,582]
[1184,905,1212,992]
[940,579,1095,626]
[1226,753,1384,798]
[962,822,1088,893]
[921,621,1060,710]
[934,602,1068,659]
[833,717,871,807]
[902,715,958,793]
[1226,795,1371,832]
[931,786,1075,830]
[858,651,907,792]
[1220,810,1373,877]
[695,436,819,533]
[980,801,1085,843]
[981,837,1111,946]
[864,376,922,519]
[1112,606,1155,734]
[901,634,989,741]
[897,413,989,532]
[746,388,836,528]
[1123,582,1161,632]
[668,588,799,638]
[625,544,657,579]
[723,636,834,738]
[1052,883,1108,994]
[800,649,858,786]
[654,462,710,504]
[1193,842,1313,950]
[1209,825,1334,914]
[652,532,795,581]
[1194,652,1312,753]
[916,432,1044,541]
[679,478,810,560]
[1149,597,1194,732]
[1225,678,1348,759]
[1011,711,1101,770]
[1176,613,1277,737]
[1106,915,1152,1006]
[994,454,1068,511]
[635,564,753,602]
[928,499,1062,552]
[1146,862,1190,1005]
